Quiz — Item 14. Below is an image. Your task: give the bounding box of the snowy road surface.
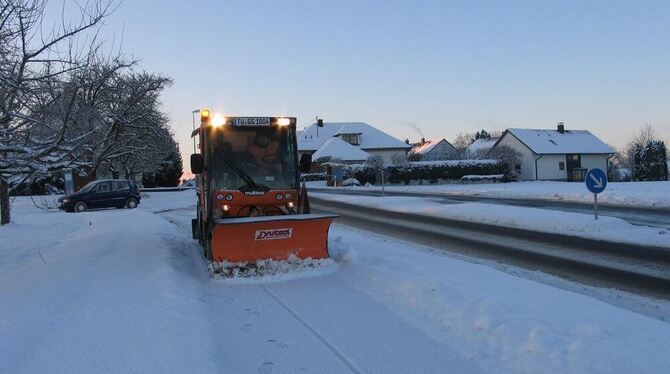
[2,191,670,373]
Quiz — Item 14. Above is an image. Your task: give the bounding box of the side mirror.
[190,154,203,174]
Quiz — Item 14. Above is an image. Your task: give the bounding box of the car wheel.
[126,198,138,209]
[74,202,87,213]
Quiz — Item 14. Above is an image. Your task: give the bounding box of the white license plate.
[233,117,271,126]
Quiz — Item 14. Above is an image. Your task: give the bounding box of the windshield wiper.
[223,158,258,188]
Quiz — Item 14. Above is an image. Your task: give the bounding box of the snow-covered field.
[2,191,670,373]
[308,180,670,209]
[310,193,670,248]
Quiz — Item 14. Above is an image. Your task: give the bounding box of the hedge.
[300,172,327,182]
[343,160,508,185]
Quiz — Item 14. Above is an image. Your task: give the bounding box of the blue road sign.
[585,168,607,194]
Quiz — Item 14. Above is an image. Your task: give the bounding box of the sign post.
[584,168,607,220]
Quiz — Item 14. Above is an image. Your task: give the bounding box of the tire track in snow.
[261,285,364,374]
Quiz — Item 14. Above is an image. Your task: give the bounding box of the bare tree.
[623,124,658,170]
[451,133,473,158]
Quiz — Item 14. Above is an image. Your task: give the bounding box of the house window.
[559,162,565,171]
[340,133,360,146]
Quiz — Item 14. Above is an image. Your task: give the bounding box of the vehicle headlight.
[275,193,283,200]
[61,198,70,203]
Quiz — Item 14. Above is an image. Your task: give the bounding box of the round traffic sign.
[585,168,607,194]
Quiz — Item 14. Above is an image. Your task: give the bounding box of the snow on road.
[310,193,670,248]
[2,191,670,373]
[308,180,670,209]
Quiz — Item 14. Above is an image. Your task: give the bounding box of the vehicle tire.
[74,202,87,213]
[126,198,138,209]
[204,239,212,261]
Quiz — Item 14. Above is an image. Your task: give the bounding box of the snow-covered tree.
[0,0,177,225]
[623,124,657,170]
[633,140,668,181]
[488,145,521,180]
[0,0,115,224]
[143,137,183,187]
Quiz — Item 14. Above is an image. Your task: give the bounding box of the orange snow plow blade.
[211,213,337,263]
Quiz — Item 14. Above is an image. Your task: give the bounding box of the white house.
[298,121,410,166]
[465,137,499,159]
[408,138,457,160]
[490,124,615,181]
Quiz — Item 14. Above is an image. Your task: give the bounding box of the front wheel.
[204,239,212,261]
[74,201,87,213]
[126,198,138,209]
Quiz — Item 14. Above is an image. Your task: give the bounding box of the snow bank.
[311,193,670,248]
[0,196,217,373]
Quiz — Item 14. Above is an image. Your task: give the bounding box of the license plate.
[233,117,271,126]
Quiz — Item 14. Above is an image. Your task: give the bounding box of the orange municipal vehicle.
[190,110,336,263]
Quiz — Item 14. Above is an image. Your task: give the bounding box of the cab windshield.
[208,126,298,190]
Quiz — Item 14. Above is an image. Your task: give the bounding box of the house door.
[566,154,581,181]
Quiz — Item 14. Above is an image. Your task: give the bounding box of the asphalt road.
[309,187,670,229]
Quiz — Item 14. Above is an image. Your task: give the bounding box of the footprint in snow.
[267,339,289,350]
[240,323,253,333]
[245,307,260,316]
[257,361,274,374]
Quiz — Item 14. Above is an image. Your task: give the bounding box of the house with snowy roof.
[465,137,499,159]
[408,138,456,161]
[298,121,411,168]
[310,137,372,163]
[490,123,615,181]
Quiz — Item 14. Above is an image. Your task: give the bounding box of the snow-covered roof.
[502,128,615,155]
[466,138,498,156]
[311,137,372,162]
[298,122,411,151]
[408,139,447,156]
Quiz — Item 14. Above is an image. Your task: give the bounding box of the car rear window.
[112,181,129,191]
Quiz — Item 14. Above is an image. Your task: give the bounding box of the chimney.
[421,137,425,144]
[557,122,565,133]
[405,138,410,145]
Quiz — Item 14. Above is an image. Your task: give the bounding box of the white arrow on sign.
[589,174,604,188]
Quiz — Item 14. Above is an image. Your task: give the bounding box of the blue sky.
[54,0,670,170]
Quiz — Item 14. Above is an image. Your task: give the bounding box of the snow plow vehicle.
[190,110,336,264]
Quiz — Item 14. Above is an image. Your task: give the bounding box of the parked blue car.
[58,180,141,212]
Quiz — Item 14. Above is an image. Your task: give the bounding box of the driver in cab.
[248,133,282,174]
